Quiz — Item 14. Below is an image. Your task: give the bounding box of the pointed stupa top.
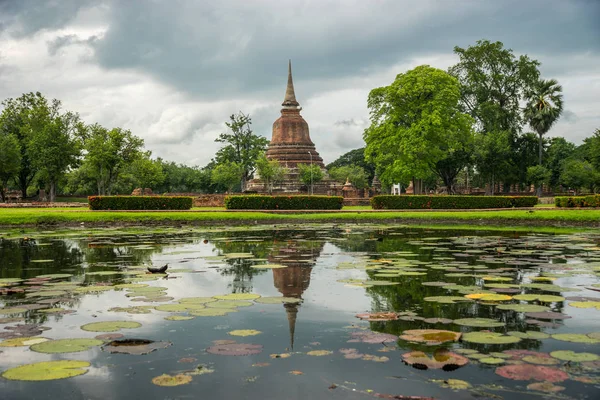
[284,303,298,350]
[282,60,300,109]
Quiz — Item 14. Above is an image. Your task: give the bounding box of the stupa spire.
[282,60,300,108]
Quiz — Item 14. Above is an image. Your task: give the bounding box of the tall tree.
[128,154,165,191]
[255,154,287,194]
[326,148,376,182]
[82,124,144,195]
[523,78,563,168]
[214,112,269,191]
[0,133,21,201]
[211,161,243,193]
[364,65,474,192]
[27,104,83,201]
[545,137,575,190]
[0,92,53,198]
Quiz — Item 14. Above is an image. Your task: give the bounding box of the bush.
[555,195,600,208]
[88,196,193,210]
[224,195,343,210]
[371,195,538,210]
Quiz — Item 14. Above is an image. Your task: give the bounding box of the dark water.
[0,225,599,400]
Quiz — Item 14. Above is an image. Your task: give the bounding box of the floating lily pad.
[178,297,218,304]
[496,304,550,312]
[513,294,565,302]
[165,315,194,321]
[432,378,471,390]
[189,309,235,317]
[207,300,253,309]
[152,374,192,387]
[551,333,600,344]
[424,296,473,304]
[154,304,197,312]
[74,286,113,293]
[506,331,550,340]
[524,311,571,320]
[348,331,397,344]
[550,350,599,362]
[522,354,560,365]
[399,329,461,345]
[479,357,505,365]
[465,293,512,301]
[495,364,569,382]
[569,301,600,310]
[0,337,50,347]
[213,293,261,301]
[526,382,565,393]
[35,273,71,279]
[0,307,28,315]
[453,318,505,328]
[103,339,172,355]
[355,312,399,321]
[306,350,333,356]
[402,349,469,371]
[228,330,262,337]
[254,297,302,304]
[1,360,90,381]
[95,333,124,341]
[462,332,521,345]
[206,342,263,356]
[26,291,68,298]
[422,317,454,324]
[30,338,104,354]
[109,306,154,314]
[80,321,142,332]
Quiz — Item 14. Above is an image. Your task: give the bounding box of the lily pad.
[165,316,194,321]
[74,286,113,293]
[495,364,569,382]
[306,350,333,356]
[496,304,550,312]
[206,300,253,308]
[402,349,469,371]
[355,312,399,321]
[479,357,505,365]
[0,307,28,315]
[35,273,72,279]
[506,331,550,340]
[551,333,600,344]
[178,297,217,304]
[189,309,235,317]
[462,332,521,345]
[206,342,263,356]
[348,331,397,344]
[424,296,473,304]
[1,360,90,381]
[228,330,262,337]
[569,301,600,310]
[80,321,142,332]
[453,318,505,328]
[103,339,172,355]
[213,293,261,301]
[0,337,50,347]
[432,378,471,390]
[152,374,192,387]
[399,329,461,345]
[513,294,565,302]
[527,382,565,393]
[524,311,571,320]
[522,354,561,365]
[464,293,512,301]
[550,350,599,362]
[30,338,104,354]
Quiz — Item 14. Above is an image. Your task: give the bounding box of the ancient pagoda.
[247,61,334,193]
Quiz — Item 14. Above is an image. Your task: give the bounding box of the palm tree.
[524,79,564,166]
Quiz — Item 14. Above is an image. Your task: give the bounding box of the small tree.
[211,161,243,193]
[560,159,594,195]
[256,154,287,194]
[298,164,323,193]
[328,165,368,189]
[527,165,550,195]
[0,133,21,201]
[129,154,165,191]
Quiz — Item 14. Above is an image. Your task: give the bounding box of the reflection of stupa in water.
[270,240,324,350]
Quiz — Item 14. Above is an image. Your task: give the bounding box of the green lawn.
[0,207,598,227]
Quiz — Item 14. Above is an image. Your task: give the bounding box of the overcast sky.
[0,0,598,167]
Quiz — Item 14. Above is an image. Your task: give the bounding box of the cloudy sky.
[0,0,598,167]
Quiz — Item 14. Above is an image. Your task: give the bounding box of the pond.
[0,225,599,400]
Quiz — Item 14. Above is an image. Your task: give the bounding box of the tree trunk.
[49,181,56,202]
[538,133,543,165]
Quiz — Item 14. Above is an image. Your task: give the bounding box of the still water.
[0,225,599,400]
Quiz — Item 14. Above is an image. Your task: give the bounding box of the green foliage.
[581,129,600,171]
[371,195,538,209]
[297,164,324,188]
[559,159,596,194]
[214,112,269,190]
[364,65,474,191]
[81,124,145,195]
[527,165,550,192]
[211,161,243,192]
[555,195,600,208]
[326,148,375,182]
[0,133,21,201]
[224,195,343,210]
[546,137,575,189]
[255,154,287,194]
[328,165,368,189]
[88,196,193,210]
[129,155,165,190]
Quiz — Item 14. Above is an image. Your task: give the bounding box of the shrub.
[555,195,600,208]
[371,195,538,210]
[89,196,193,210]
[224,195,343,210]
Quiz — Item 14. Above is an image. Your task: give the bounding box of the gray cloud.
[562,110,578,124]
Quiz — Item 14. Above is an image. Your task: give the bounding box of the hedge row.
[224,195,343,210]
[555,195,600,208]
[88,196,193,210]
[371,195,539,210]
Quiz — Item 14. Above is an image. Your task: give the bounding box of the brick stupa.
[247,61,334,193]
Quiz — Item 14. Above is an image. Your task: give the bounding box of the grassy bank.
[0,207,598,228]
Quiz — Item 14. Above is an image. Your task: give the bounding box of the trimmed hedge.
[371,195,538,210]
[88,196,193,210]
[555,195,600,208]
[224,195,343,210]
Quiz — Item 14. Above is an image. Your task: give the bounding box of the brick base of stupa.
[246,167,340,194]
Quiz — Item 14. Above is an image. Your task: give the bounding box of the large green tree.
[0,133,21,201]
[364,65,474,192]
[524,78,563,170]
[211,161,243,193]
[326,148,376,183]
[81,124,144,195]
[27,103,83,201]
[214,112,269,191]
[328,165,368,189]
[545,137,575,190]
[128,154,165,191]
